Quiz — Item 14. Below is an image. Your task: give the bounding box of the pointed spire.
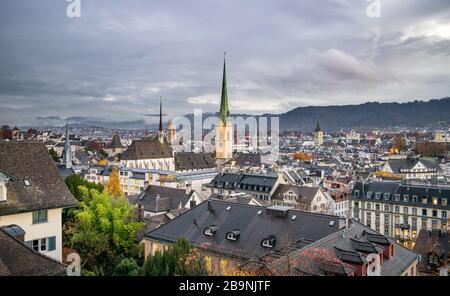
[219,52,230,124]
[64,122,72,169]
[159,96,163,132]
[65,123,69,146]
[315,120,322,132]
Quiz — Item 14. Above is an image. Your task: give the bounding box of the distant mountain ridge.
[276,97,450,131]
[15,97,450,131]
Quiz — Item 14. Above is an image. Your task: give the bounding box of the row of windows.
[354,190,448,206]
[358,202,448,219]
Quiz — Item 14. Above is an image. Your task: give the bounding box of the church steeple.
[158,96,164,143]
[219,52,230,124]
[315,120,322,132]
[215,53,233,162]
[159,96,163,133]
[63,123,72,169]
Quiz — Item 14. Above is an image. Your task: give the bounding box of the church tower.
[314,120,323,146]
[167,120,176,144]
[215,53,233,161]
[158,96,164,143]
[63,123,72,169]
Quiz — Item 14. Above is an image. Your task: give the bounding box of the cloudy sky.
[0,0,449,126]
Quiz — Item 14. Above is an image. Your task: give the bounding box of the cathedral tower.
[215,53,233,161]
[314,120,323,146]
[63,123,72,169]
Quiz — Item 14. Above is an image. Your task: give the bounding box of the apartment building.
[350,180,449,249]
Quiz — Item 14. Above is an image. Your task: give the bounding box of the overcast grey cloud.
[0,0,449,126]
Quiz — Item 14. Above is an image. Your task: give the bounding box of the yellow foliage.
[97,159,109,166]
[292,151,313,161]
[219,259,258,276]
[374,171,402,180]
[105,166,123,197]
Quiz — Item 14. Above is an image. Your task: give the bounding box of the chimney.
[207,200,213,212]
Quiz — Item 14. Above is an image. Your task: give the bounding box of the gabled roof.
[120,138,173,160]
[145,199,343,261]
[387,158,441,173]
[0,228,66,276]
[0,142,79,216]
[174,152,216,171]
[266,220,419,276]
[208,172,278,193]
[271,184,319,203]
[413,230,449,272]
[232,153,261,167]
[131,185,189,213]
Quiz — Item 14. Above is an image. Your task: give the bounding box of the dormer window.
[432,197,438,205]
[354,190,360,197]
[261,235,277,249]
[367,191,373,199]
[375,192,381,199]
[226,230,240,241]
[203,225,218,237]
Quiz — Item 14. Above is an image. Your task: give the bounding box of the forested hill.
[277,97,450,131]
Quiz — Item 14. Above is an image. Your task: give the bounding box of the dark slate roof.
[131,185,189,213]
[387,158,441,173]
[207,172,278,193]
[120,138,173,160]
[267,220,419,276]
[271,184,319,203]
[232,153,261,167]
[145,199,344,261]
[0,228,66,276]
[174,152,216,171]
[0,142,79,216]
[351,180,450,210]
[108,133,124,149]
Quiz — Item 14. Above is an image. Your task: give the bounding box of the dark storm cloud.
[0,0,449,125]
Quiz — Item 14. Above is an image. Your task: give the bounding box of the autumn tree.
[293,151,313,161]
[415,141,448,157]
[105,166,123,197]
[64,188,144,274]
[391,135,406,153]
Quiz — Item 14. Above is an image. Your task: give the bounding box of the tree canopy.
[64,187,144,274]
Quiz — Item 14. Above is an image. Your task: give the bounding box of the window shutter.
[48,236,56,251]
[32,212,38,224]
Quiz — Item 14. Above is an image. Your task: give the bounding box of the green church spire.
[315,120,322,132]
[219,52,230,124]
